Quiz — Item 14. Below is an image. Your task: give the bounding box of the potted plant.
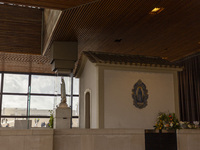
[48,110,54,128]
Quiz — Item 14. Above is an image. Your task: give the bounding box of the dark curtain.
[178,54,200,122]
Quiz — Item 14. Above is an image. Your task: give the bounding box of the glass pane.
[73,78,79,95]
[31,75,71,95]
[0,117,50,128]
[67,96,71,107]
[72,118,79,128]
[1,117,26,128]
[30,96,55,116]
[31,75,56,94]
[72,97,79,116]
[54,76,60,95]
[3,74,28,93]
[30,118,50,128]
[64,77,71,95]
[2,95,27,116]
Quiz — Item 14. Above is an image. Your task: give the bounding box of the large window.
[0,73,79,128]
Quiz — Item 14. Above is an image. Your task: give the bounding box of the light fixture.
[114,39,122,43]
[162,57,168,60]
[149,7,164,15]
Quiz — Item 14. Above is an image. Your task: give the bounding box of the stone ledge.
[0,128,54,136]
[54,129,144,135]
[177,129,200,134]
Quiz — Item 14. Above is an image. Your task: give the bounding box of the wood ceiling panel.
[0,5,42,54]
[44,0,200,61]
[43,9,62,55]
[0,52,52,74]
[0,0,99,10]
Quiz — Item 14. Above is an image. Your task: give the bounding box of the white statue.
[59,77,68,108]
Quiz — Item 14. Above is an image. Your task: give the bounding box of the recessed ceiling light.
[114,39,122,42]
[162,57,168,60]
[150,7,164,15]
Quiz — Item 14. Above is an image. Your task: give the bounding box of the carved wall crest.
[132,79,148,109]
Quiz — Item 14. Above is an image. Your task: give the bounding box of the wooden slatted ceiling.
[0,4,42,54]
[0,0,99,10]
[44,0,200,61]
[0,52,52,74]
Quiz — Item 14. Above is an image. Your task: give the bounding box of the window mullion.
[70,73,73,128]
[26,74,31,118]
[0,73,4,125]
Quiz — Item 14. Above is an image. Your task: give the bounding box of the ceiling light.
[162,57,168,60]
[150,7,164,15]
[114,39,122,42]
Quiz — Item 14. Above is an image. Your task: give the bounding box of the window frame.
[0,72,79,128]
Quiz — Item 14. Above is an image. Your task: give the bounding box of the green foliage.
[49,110,54,128]
[154,112,181,130]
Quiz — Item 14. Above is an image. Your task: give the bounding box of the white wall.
[79,60,99,128]
[104,69,175,129]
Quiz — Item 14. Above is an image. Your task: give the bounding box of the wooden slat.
[43,0,200,61]
[0,0,99,10]
[0,52,52,74]
[0,5,42,54]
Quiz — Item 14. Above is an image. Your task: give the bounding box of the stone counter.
[177,129,200,150]
[0,128,199,150]
[54,129,145,150]
[0,128,53,150]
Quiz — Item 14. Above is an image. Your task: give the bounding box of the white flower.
[170,123,173,127]
[179,121,184,124]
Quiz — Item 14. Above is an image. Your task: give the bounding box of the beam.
[43,9,62,55]
[0,0,99,10]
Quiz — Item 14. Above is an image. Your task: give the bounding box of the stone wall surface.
[177,129,200,150]
[0,128,53,150]
[0,128,200,150]
[53,129,145,150]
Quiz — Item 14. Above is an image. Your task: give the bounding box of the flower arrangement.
[154,112,181,131]
[179,121,199,129]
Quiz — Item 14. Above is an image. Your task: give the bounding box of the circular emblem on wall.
[132,79,148,109]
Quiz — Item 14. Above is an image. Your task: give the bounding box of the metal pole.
[0,73,4,127]
[27,74,31,129]
[70,73,73,128]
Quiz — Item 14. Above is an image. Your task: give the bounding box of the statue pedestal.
[54,106,71,129]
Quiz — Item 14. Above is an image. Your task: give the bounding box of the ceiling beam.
[42,9,62,55]
[0,0,100,10]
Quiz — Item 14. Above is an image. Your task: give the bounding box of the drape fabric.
[178,54,200,121]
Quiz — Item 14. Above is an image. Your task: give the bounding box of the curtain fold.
[178,55,200,122]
